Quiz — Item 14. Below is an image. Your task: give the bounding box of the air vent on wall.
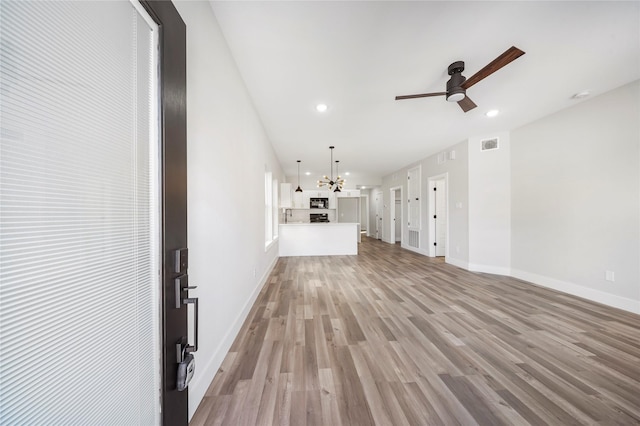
[481,137,499,151]
[408,230,420,248]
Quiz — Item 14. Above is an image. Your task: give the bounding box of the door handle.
[174,275,197,308]
[183,297,198,353]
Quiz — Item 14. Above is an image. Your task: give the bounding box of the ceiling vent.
[481,137,499,151]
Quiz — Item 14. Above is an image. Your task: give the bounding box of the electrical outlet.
[605,271,615,282]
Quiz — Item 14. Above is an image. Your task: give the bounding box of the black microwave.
[310,198,329,209]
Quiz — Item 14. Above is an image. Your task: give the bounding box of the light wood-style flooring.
[191,237,640,425]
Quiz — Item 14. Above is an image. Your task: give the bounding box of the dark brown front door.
[139,2,188,425]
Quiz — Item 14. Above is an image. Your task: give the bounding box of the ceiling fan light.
[446,89,465,102]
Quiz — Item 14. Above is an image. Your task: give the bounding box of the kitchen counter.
[279,223,358,256]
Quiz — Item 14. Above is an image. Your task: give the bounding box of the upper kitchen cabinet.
[280,183,292,208]
[292,191,304,209]
[336,190,360,198]
[301,190,336,209]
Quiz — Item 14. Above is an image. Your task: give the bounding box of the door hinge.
[433,215,437,219]
[434,187,437,191]
[434,242,437,246]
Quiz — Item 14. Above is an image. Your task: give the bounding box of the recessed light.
[316,103,328,112]
[305,172,311,176]
[361,186,366,189]
[345,172,350,176]
[485,109,499,118]
[572,91,590,100]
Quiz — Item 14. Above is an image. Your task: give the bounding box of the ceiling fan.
[395,46,525,113]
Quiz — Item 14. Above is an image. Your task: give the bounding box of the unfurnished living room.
[0,1,638,425]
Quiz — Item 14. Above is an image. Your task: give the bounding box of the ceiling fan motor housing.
[446,66,466,102]
[448,61,465,75]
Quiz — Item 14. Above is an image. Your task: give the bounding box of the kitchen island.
[279,223,358,256]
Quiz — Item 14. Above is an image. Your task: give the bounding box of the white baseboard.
[401,243,429,256]
[468,263,511,276]
[188,256,279,419]
[445,257,468,270]
[511,268,640,315]
[446,261,639,314]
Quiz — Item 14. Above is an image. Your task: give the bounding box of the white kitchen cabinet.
[280,183,292,208]
[336,189,360,198]
[328,192,337,209]
[292,191,304,208]
[297,190,339,209]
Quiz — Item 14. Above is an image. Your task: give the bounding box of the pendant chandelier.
[295,160,303,192]
[317,146,345,192]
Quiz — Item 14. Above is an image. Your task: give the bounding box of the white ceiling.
[210,1,640,185]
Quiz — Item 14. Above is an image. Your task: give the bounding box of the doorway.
[389,186,403,244]
[428,174,448,257]
[360,194,370,236]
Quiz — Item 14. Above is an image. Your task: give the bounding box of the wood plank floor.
[191,237,640,425]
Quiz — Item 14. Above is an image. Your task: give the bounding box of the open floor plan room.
[191,238,640,425]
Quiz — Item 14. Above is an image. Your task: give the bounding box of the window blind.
[0,1,160,424]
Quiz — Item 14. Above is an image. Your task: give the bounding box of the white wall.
[511,80,640,313]
[468,131,511,274]
[172,1,285,417]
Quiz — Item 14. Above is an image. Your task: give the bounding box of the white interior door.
[395,200,402,242]
[375,191,383,240]
[435,179,447,256]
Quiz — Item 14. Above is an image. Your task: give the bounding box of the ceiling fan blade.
[458,96,477,112]
[395,92,446,100]
[461,46,525,90]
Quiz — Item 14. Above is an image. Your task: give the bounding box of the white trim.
[402,244,429,256]
[468,263,511,276]
[444,258,638,314]
[389,186,403,245]
[264,236,278,252]
[445,257,469,270]
[188,255,279,419]
[511,268,640,315]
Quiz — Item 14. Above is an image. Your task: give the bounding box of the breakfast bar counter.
[279,223,358,256]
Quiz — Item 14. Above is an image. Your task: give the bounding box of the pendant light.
[333,160,343,192]
[317,146,345,191]
[295,160,303,192]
